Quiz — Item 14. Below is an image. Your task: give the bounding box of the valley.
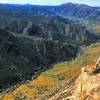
[0,2,99,100]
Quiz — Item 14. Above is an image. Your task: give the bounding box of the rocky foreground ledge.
[50,56,100,100]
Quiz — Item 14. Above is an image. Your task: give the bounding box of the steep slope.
[73,58,100,100]
[50,56,100,100]
[1,42,100,100]
[0,3,100,39]
[57,3,100,20]
[0,15,98,45]
[0,29,76,89]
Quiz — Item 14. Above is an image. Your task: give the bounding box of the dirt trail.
[22,21,32,35]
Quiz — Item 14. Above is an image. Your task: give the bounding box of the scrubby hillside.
[1,42,100,100]
[0,14,98,45]
[0,3,99,45]
[49,42,100,100]
[0,29,76,89]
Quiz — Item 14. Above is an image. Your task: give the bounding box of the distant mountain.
[0,3,99,20]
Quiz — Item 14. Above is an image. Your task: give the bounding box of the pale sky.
[0,0,100,6]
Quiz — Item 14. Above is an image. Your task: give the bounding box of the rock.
[83,57,100,75]
[73,57,100,100]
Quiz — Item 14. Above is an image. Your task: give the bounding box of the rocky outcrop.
[49,56,100,100]
[73,56,100,100]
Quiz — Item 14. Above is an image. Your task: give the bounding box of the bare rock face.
[73,57,100,100]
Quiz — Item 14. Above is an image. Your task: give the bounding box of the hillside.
[1,42,100,100]
[0,3,99,45]
[0,14,98,45]
[0,29,76,89]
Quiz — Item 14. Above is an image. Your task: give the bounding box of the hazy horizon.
[0,0,100,7]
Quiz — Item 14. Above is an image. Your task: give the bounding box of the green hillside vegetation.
[0,29,76,89]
